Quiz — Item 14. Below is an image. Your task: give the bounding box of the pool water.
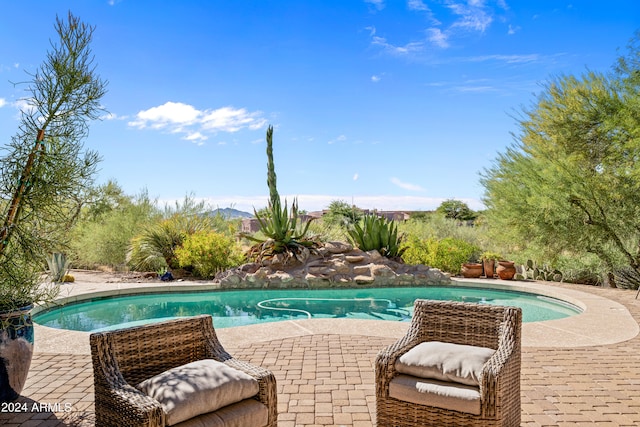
[34,286,581,333]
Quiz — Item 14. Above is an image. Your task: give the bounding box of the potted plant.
[461,252,483,278]
[481,252,502,279]
[0,13,106,402]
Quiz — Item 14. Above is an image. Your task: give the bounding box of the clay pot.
[496,261,516,280]
[461,263,483,278]
[482,259,496,279]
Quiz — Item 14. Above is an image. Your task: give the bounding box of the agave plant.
[347,214,405,259]
[46,253,71,283]
[242,126,319,263]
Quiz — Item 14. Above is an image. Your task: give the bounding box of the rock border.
[215,241,450,289]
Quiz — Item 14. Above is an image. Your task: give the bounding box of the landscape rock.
[215,241,450,289]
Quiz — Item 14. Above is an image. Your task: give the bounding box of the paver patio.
[2,280,639,427]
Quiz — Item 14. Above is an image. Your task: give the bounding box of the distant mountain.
[207,208,254,219]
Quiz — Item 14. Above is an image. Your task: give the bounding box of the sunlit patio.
[3,279,640,427]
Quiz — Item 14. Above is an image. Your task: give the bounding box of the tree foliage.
[322,200,363,227]
[435,199,477,221]
[70,182,158,269]
[481,32,640,285]
[0,13,107,309]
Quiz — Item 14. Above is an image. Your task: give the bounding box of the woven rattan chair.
[375,299,522,427]
[90,315,277,427]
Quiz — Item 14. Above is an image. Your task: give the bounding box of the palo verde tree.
[0,12,107,310]
[481,32,640,286]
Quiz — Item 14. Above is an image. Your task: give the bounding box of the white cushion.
[395,341,495,386]
[172,399,269,427]
[136,359,259,426]
[389,374,482,415]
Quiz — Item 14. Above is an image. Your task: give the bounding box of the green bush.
[128,215,204,271]
[175,230,245,278]
[347,214,405,258]
[554,252,605,286]
[403,236,481,274]
[70,188,158,269]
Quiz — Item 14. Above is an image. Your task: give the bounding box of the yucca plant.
[242,125,319,263]
[347,214,406,259]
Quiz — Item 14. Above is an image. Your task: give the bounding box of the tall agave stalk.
[243,125,317,262]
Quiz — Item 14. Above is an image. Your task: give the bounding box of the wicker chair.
[375,299,522,427]
[90,315,277,427]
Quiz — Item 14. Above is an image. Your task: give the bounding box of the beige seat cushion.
[395,341,495,386]
[389,374,481,415]
[172,399,269,427]
[136,359,259,426]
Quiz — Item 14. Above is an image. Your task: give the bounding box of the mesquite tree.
[0,12,107,310]
[481,32,640,287]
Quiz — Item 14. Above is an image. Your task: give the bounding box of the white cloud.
[465,54,542,64]
[369,0,508,55]
[407,0,429,11]
[328,135,347,144]
[371,75,381,82]
[0,98,6,108]
[353,173,359,181]
[371,36,425,56]
[183,131,208,142]
[447,1,493,33]
[132,102,200,127]
[365,0,385,11]
[201,106,266,132]
[391,177,425,192]
[427,28,449,48]
[128,101,267,143]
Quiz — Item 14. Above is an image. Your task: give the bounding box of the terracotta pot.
[496,261,516,280]
[461,263,483,278]
[483,259,496,278]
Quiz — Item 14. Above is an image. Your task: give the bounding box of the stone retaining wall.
[215,241,450,289]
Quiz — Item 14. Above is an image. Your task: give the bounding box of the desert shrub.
[554,252,606,286]
[128,215,205,271]
[403,236,481,274]
[322,200,363,227]
[399,216,487,249]
[175,230,245,278]
[70,188,158,269]
[306,219,349,243]
[347,214,405,258]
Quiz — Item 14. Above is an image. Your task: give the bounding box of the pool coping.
[32,277,639,354]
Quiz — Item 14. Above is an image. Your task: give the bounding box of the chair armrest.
[91,333,165,427]
[375,332,423,397]
[479,309,522,418]
[95,382,165,427]
[223,358,278,426]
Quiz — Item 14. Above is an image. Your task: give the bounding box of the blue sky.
[1,1,638,213]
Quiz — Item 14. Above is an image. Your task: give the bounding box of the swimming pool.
[33,285,582,332]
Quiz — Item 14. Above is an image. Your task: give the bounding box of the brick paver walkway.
[2,283,640,426]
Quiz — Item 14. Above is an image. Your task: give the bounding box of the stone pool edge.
[32,278,639,354]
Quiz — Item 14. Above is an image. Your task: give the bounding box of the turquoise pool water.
[34,286,581,332]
